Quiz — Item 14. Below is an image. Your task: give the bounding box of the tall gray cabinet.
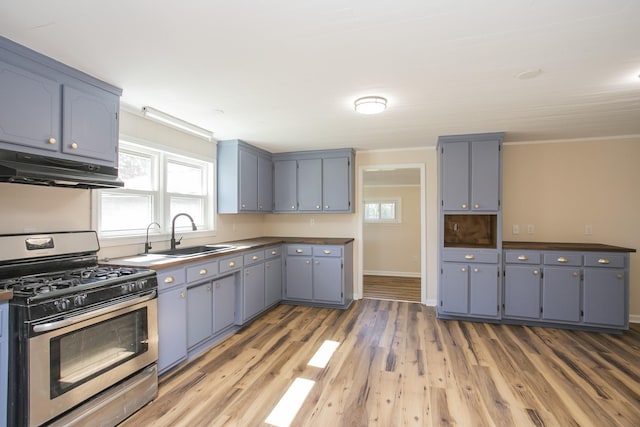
[437,132,504,321]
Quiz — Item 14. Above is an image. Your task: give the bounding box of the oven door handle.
[33,290,157,333]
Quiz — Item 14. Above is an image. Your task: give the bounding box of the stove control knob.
[74,294,87,307]
[55,298,71,311]
[137,280,146,290]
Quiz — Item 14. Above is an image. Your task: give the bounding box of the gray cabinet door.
[322,156,351,211]
[158,287,187,373]
[238,148,258,211]
[441,142,470,211]
[298,158,322,211]
[542,267,581,322]
[187,282,213,348]
[243,263,265,321]
[0,59,61,152]
[469,264,499,317]
[285,256,313,300]
[274,160,298,211]
[440,263,469,314]
[62,84,118,164]
[257,154,273,211]
[470,140,500,211]
[313,257,343,303]
[583,269,625,327]
[504,265,541,319]
[265,257,282,306]
[213,275,236,332]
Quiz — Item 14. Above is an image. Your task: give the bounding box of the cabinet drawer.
[157,267,186,289]
[265,246,281,259]
[505,251,541,265]
[543,253,582,266]
[442,251,498,264]
[313,246,342,257]
[584,253,625,268]
[219,255,243,274]
[287,245,312,256]
[186,260,218,283]
[244,250,264,265]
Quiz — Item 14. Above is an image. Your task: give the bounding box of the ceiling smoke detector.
[354,96,387,114]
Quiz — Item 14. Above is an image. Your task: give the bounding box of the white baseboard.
[363,270,421,278]
[629,314,640,324]
[425,299,437,307]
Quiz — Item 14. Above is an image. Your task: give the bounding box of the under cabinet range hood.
[0,150,124,189]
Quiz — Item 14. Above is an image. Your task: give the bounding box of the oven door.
[28,292,158,427]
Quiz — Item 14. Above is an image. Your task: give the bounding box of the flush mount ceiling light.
[354,96,387,114]
[142,106,214,141]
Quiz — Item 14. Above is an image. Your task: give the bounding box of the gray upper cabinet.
[440,133,503,212]
[273,148,354,213]
[217,139,273,213]
[0,36,121,167]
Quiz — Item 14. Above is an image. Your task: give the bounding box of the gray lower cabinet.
[213,275,236,332]
[265,247,283,307]
[502,249,631,331]
[0,37,121,166]
[187,282,213,348]
[439,249,500,319]
[284,243,353,307]
[157,267,187,374]
[243,251,266,322]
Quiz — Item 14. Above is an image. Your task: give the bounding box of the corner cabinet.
[503,245,634,332]
[273,149,355,213]
[283,242,353,308]
[0,36,121,167]
[217,139,273,213]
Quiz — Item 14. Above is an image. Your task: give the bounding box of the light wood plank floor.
[121,300,640,427]
[363,275,421,302]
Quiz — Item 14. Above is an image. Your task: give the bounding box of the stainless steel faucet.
[144,222,161,253]
[171,213,197,249]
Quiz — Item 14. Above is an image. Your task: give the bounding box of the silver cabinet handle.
[316,205,321,209]
[598,258,610,264]
[325,205,329,209]
[305,260,311,265]
[164,276,174,284]
[464,254,475,260]
[296,249,303,253]
[216,283,221,289]
[48,137,57,144]
[461,204,467,209]
[518,255,528,261]
[572,271,579,277]
[70,142,78,149]
[323,249,331,254]
[291,205,296,209]
[473,268,479,273]
[252,255,259,260]
[557,257,568,263]
[207,285,212,291]
[271,250,277,255]
[474,204,479,209]
[533,270,539,275]
[258,204,263,210]
[461,267,467,272]
[199,269,207,275]
[229,261,235,267]
[617,273,624,279]
[180,291,186,298]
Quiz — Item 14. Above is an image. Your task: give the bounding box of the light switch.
[512,225,520,235]
[527,224,534,234]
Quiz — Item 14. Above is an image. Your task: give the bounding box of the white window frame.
[363,198,402,223]
[92,137,216,247]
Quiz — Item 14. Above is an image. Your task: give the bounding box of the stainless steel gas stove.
[0,231,158,427]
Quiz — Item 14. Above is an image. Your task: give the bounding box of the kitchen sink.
[151,244,234,257]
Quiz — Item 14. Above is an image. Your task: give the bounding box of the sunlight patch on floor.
[307,340,340,368]
[265,378,315,427]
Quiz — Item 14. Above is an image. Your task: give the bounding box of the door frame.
[357,163,426,304]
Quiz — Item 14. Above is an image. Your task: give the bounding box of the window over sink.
[93,139,215,241]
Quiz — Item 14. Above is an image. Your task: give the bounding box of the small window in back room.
[364,199,401,223]
[94,140,214,239]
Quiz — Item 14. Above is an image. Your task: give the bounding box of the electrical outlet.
[584,224,593,235]
[512,225,520,235]
[527,224,534,234]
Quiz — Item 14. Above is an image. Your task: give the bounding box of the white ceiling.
[1,1,639,153]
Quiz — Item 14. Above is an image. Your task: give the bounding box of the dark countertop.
[503,241,636,253]
[0,290,12,302]
[104,236,355,270]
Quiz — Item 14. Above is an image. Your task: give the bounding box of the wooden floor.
[121,300,640,427]
[363,275,421,302]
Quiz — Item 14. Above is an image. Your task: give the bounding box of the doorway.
[361,165,424,302]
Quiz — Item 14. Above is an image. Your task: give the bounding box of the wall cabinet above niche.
[0,36,122,167]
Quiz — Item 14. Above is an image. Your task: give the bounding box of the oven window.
[49,308,149,398]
